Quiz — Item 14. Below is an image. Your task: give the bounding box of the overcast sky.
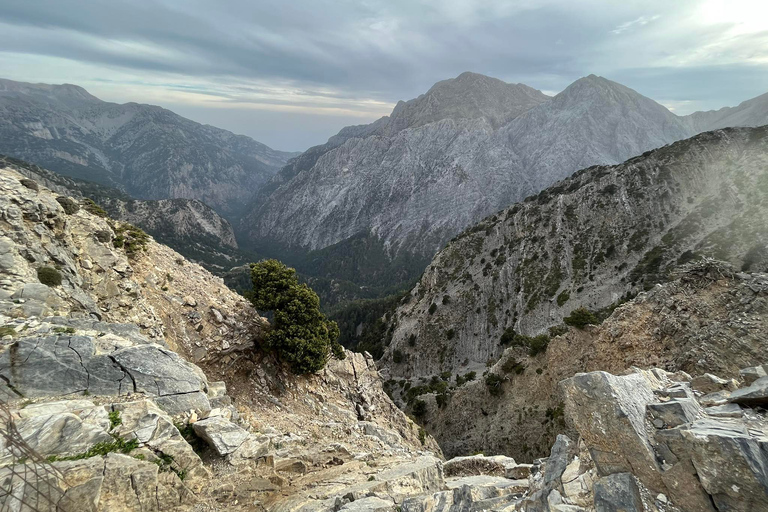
[1,0,767,151]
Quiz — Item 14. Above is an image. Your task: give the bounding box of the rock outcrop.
[384,259,768,462]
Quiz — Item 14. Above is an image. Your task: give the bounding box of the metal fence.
[0,401,69,512]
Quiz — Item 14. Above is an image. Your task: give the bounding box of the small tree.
[250,260,343,374]
[564,307,599,329]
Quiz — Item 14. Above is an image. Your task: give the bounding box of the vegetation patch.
[112,223,150,257]
[250,259,343,374]
[82,198,108,217]
[564,307,599,329]
[56,196,80,215]
[485,374,505,396]
[37,267,62,287]
[46,437,138,463]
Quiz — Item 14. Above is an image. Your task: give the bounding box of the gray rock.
[647,398,701,428]
[559,372,664,492]
[154,391,211,415]
[729,376,768,407]
[339,496,395,512]
[690,373,738,394]
[739,365,768,386]
[705,403,743,418]
[192,416,249,456]
[593,473,643,512]
[111,344,208,397]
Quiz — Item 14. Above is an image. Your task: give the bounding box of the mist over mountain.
[0,78,298,220]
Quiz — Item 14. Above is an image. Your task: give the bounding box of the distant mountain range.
[241,73,768,284]
[0,78,298,219]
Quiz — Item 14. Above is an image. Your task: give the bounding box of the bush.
[442,295,451,305]
[556,290,570,307]
[446,328,455,340]
[112,223,149,257]
[485,374,505,396]
[393,349,404,364]
[564,307,598,329]
[82,198,108,218]
[250,259,342,374]
[408,334,416,347]
[499,327,516,345]
[502,357,526,375]
[412,399,427,417]
[37,267,62,287]
[526,335,549,356]
[56,196,80,214]
[20,178,39,191]
[428,303,438,315]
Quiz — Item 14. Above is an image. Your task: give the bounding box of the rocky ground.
[2,164,768,511]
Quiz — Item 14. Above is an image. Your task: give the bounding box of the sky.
[1,0,767,152]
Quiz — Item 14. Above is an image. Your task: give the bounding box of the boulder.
[647,398,701,428]
[192,416,249,456]
[690,373,738,394]
[559,372,664,492]
[739,365,768,386]
[705,403,743,418]
[728,376,768,407]
[593,473,643,512]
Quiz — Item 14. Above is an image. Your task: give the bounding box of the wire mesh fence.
[0,400,70,512]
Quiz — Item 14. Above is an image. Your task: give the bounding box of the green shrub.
[112,223,149,257]
[46,437,138,462]
[485,374,505,396]
[564,307,598,329]
[548,325,569,337]
[502,357,526,375]
[56,196,80,214]
[20,178,39,191]
[53,326,76,334]
[428,303,438,315]
[446,328,455,340]
[250,259,341,374]
[412,399,427,417]
[526,335,550,356]
[108,410,122,430]
[82,198,108,218]
[393,349,404,364]
[499,327,516,345]
[408,334,416,347]
[418,428,427,445]
[0,326,16,338]
[442,295,451,305]
[37,267,62,287]
[556,290,570,307]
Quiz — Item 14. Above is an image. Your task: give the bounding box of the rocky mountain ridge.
[243,74,768,267]
[0,78,298,219]
[381,126,768,381]
[1,154,242,271]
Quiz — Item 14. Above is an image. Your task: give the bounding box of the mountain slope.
[0,78,297,219]
[243,73,768,271]
[381,126,768,379]
[1,154,241,269]
[241,72,551,256]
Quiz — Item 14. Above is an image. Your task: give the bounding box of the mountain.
[0,78,298,219]
[241,74,768,292]
[1,154,242,269]
[381,125,768,380]
[686,90,768,132]
[3,138,768,512]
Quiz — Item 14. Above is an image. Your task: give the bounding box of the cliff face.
[392,260,768,461]
[0,78,297,219]
[242,74,768,264]
[381,126,768,381]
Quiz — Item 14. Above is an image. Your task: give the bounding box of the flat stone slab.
[193,416,249,455]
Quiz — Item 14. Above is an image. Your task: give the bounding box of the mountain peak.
[0,77,102,104]
[388,72,550,131]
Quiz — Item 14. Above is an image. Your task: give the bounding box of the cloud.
[611,15,661,35]
[0,0,766,150]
